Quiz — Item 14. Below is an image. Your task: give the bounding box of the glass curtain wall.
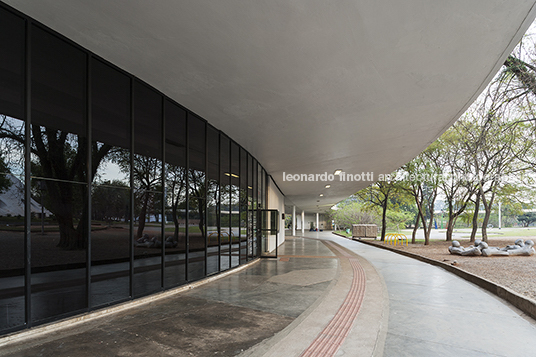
[30,25,89,324]
[230,142,240,268]
[239,148,247,264]
[206,126,220,275]
[187,114,206,282]
[132,81,163,297]
[247,155,254,261]
[164,100,187,288]
[0,9,25,332]
[219,135,230,271]
[252,160,259,257]
[90,58,131,308]
[0,3,265,336]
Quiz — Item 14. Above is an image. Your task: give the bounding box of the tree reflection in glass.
[187,115,206,281]
[0,115,25,332]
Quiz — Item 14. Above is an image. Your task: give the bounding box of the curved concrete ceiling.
[6,0,536,213]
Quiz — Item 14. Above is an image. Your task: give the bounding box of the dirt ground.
[372,237,536,301]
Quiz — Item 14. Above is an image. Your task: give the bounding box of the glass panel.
[187,115,206,281]
[30,179,88,323]
[0,118,25,331]
[219,135,230,271]
[132,81,163,297]
[260,209,279,257]
[239,148,247,264]
[252,160,258,257]
[31,26,87,183]
[206,126,219,275]
[0,9,24,120]
[230,143,240,268]
[247,154,253,261]
[0,8,25,333]
[258,166,264,210]
[30,25,89,323]
[90,58,131,307]
[164,100,187,288]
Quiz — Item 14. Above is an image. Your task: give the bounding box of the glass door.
[258,209,279,258]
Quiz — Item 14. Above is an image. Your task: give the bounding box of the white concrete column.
[316,213,319,231]
[301,210,305,235]
[292,205,296,236]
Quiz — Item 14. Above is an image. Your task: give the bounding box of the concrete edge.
[0,258,261,348]
[340,234,536,321]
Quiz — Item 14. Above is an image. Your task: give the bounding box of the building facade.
[0,4,270,335]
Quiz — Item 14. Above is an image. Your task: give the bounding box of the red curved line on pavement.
[300,242,366,357]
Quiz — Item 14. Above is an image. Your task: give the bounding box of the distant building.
[0,174,49,217]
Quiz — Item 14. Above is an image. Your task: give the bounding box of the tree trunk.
[446,217,456,241]
[424,211,433,246]
[418,208,428,245]
[380,199,388,241]
[56,214,83,249]
[197,198,205,239]
[172,200,180,241]
[137,191,149,238]
[412,214,419,244]
[480,191,495,242]
[481,207,491,242]
[470,192,481,242]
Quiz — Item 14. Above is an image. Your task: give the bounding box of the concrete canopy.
[6,0,536,213]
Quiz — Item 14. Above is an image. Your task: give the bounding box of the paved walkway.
[1,231,535,356]
[306,231,536,357]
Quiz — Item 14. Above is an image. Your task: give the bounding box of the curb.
[332,232,536,321]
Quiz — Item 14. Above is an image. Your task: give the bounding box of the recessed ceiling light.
[334,169,342,175]
[325,184,331,188]
[319,193,324,197]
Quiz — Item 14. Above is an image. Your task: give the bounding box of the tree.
[167,164,187,241]
[438,124,475,241]
[386,210,413,232]
[517,212,536,227]
[115,152,162,238]
[400,148,441,245]
[356,175,399,241]
[1,116,112,249]
[0,154,11,194]
[188,169,206,238]
[330,200,378,230]
[92,180,130,222]
[460,82,532,242]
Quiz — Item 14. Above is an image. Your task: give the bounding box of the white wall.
[267,176,285,249]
